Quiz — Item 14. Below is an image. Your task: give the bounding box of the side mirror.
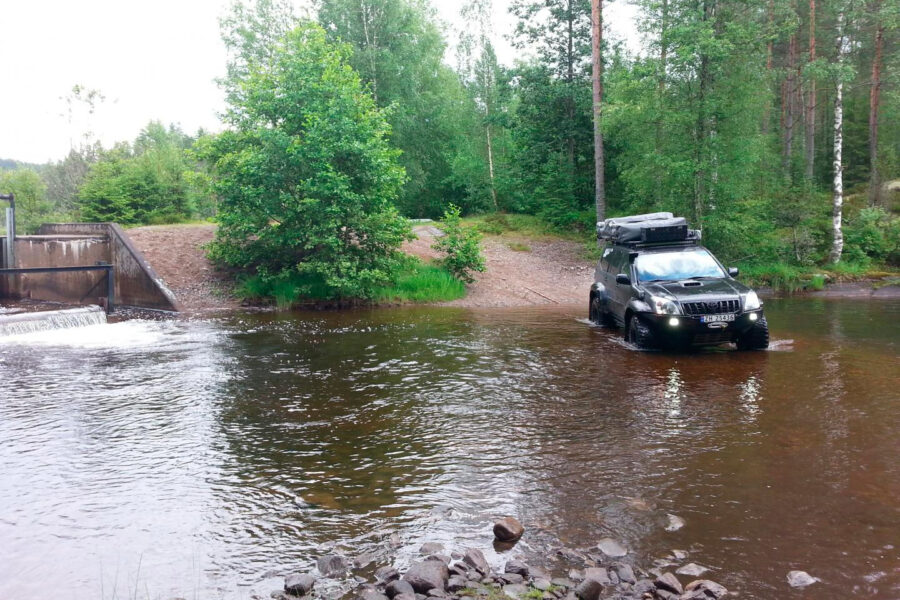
[616,273,631,286]
[728,267,739,278]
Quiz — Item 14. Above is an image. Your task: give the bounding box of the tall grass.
[372,263,466,303]
[237,260,465,308]
[739,261,888,292]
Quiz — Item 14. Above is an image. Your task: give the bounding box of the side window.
[607,249,624,274]
[600,246,613,272]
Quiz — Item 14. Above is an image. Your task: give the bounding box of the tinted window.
[635,249,725,282]
[607,249,626,273]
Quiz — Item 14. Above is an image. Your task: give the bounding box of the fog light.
[668,317,680,327]
[749,312,759,322]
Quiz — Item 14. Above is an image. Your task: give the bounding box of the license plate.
[700,314,735,323]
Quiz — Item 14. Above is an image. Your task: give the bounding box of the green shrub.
[433,204,486,283]
[843,207,900,265]
[204,24,411,301]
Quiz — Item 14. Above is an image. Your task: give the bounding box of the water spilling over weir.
[0,305,107,337]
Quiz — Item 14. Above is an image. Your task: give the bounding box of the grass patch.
[237,260,466,308]
[464,213,585,242]
[506,241,532,252]
[372,261,466,303]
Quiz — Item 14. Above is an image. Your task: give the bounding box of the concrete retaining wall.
[1,223,180,311]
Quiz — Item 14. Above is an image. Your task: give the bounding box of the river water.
[0,298,897,599]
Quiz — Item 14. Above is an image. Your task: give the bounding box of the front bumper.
[641,309,764,347]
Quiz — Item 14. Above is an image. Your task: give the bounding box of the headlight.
[743,291,761,311]
[650,295,680,315]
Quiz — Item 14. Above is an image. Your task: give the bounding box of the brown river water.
[0,298,898,599]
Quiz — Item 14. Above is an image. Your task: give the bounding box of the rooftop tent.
[597,212,700,244]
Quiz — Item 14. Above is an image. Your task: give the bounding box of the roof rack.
[597,212,701,245]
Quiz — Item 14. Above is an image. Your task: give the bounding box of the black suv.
[589,213,769,350]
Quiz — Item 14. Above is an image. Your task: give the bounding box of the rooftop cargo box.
[597,213,700,244]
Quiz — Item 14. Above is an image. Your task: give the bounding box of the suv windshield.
[635,248,726,282]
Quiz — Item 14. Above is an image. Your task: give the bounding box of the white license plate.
[700,314,735,323]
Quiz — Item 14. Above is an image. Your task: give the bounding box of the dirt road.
[405,226,593,308]
[126,223,595,312]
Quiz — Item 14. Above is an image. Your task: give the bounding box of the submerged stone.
[675,563,708,577]
[596,538,628,558]
[284,573,316,597]
[787,570,819,588]
[684,579,728,599]
[317,554,348,578]
[665,514,685,532]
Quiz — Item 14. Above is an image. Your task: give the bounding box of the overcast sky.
[1,0,638,164]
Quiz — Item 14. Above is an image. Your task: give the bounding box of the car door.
[607,248,629,322]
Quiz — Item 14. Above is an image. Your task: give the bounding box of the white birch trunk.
[830,10,846,263]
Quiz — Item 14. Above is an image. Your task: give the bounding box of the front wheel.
[589,295,615,328]
[626,315,656,350]
[736,315,769,350]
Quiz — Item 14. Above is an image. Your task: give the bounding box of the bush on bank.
[203,23,413,302]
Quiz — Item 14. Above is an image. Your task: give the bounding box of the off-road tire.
[626,315,656,350]
[736,316,769,351]
[590,295,615,328]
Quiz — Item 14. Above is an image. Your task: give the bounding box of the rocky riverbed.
[270,519,731,600]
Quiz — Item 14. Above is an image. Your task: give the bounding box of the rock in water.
[493,517,525,542]
[676,563,708,577]
[582,567,610,586]
[317,554,348,578]
[685,580,728,599]
[573,578,604,600]
[403,560,450,594]
[386,580,416,599]
[654,573,683,595]
[356,588,390,600]
[375,566,400,583]
[596,538,628,558]
[665,514,685,532]
[284,573,316,597]
[610,563,635,585]
[787,570,819,588]
[504,559,530,577]
[420,542,445,555]
[463,548,491,576]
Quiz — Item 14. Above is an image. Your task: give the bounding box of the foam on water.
[0,306,107,338]
[1,319,169,348]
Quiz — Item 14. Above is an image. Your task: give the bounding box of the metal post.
[1,194,14,269]
[104,263,115,313]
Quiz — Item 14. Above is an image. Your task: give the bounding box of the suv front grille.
[682,298,740,315]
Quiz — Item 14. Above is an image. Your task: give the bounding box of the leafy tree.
[432,204,486,283]
[0,169,56,234]
[508,0,596,228]
[316,0,476,217]
[204,23,412,299]
[78,122,197,225]
[456,0,516,213]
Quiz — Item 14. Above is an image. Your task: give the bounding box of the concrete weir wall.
[1,223,180,311]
